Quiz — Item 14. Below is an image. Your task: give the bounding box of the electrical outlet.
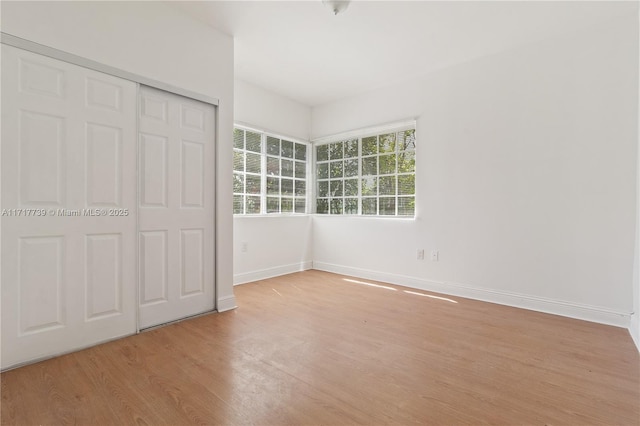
[417,249,425,260]
[430,250,439,261]
[241,242,248,253]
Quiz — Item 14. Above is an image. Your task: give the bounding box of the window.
[315,127,415,216]
[266,135,308,213]
[233,128,262,214]
[233,127,308,215]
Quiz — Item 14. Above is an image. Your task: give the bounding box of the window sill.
[233,213,311,218]
[311,214,416,221]
[233,213,416,221]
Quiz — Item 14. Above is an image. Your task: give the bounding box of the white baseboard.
[630,314,640,353]
[234,261,313,285]
[313,262,632,329]
[216,295,237,312]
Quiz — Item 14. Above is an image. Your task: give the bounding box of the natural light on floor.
[403,290,458,304]
[343,278,397,291]
[342,278,458,303]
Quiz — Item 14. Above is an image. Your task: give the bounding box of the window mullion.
[261,133,267,214]
[358,137,362,215]
[376,135,380,216]
[278,139,282,214]
[243,130,247,215]
[395,132,399,216]
[310,144,315,214]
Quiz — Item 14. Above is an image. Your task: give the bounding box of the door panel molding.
[137,86,216,329]
[1,45,138,370]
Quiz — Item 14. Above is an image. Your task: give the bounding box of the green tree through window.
[315,128,415,216]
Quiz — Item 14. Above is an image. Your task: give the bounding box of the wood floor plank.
[75,343,180,425]
[175,316,375,425]
[2,270,638,425]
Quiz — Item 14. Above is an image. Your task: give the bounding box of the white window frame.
[311,120,416,217]
[233,124,311,216]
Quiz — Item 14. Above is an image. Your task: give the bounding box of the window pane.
[361,176,377,196]
[398,197,415,216]
[362,136,377,155]
[318,181,329,197]
[379,176,396,196]
[233,195,243,214]
[233,173,244,193]
[295,143,307,161]
[344,178,358,196]
[398,129,416,151]
[379,197,396,215]
[398,151,415,173]
[379,133,396,153]
[233,151,244,172]
[344,139,358,158]
[246,196,261,214]
[344,158,358,177]
[317,163,328,179]
[267,156,279,176]
[295,180,306,196]
[295,198,306,213]
[281,197,293,212]
[379,154,396,175]
[329,141,343,160]
[330,161,343,179]
[316,199,328,214]
[362,156,377,176]
[267,136,280,155]
[282,159,294,177]
[246,131,261,152]
[267,196,280,213]
[282,178,293,196]
[362,198,377,215]
[246,152,261,174]
[398,174,415,195]
[233,129,244,149]
[246,175,261,194]
[316,144,329,161]
[281,140,294,158]
[267,177,279,195]
[330,199,343,214]
[344,198,358,214]
[295,161,306,179]
[330,180,343,197]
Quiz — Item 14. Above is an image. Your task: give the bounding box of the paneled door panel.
[1,45,137,369]
[138,86,215,329]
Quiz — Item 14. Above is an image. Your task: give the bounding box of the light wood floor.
[2,270,639,425]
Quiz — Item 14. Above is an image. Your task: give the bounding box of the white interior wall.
[235,79,311,141]
[633,180,639,348]
[233,79,313,284]
[311,15,639,328]
[631,8,640,351]
[233,215,313,284]
[0,1,237,310]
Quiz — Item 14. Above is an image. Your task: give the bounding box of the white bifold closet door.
[137,86,215,329]
[1,45,138,369]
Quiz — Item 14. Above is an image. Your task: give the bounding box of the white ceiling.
[170,1,638,107]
